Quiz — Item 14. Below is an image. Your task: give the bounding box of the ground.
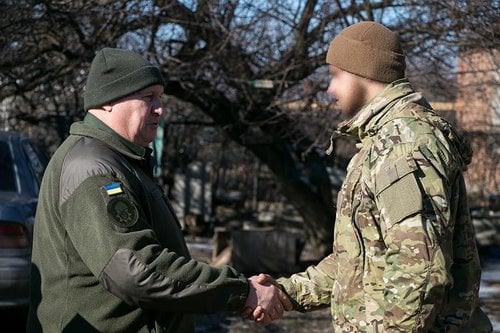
[196,308,332,333]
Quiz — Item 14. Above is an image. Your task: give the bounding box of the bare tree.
[1,0,498,257]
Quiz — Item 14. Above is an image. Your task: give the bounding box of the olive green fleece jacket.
[28,113,249,333]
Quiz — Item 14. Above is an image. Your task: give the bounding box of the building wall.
[455,48,499,205]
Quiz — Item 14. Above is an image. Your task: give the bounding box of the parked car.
[0,131,48,308]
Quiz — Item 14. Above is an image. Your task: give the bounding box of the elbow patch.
[99,248,175,307]
[376,156,422,230]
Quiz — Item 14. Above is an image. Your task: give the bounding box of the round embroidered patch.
[107,197,139,228]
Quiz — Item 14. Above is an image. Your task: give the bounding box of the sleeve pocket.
[376,156,422,229]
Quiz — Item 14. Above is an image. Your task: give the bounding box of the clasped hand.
[241,273,292,325]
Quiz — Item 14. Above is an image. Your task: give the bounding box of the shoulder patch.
[104,182,124,196]
[107,197,139,228]
[375,156,422,229]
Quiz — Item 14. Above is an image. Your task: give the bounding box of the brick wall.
[455,48,499,205]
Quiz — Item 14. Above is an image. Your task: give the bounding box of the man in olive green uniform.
[27,48,291,332]
[255,21,492,332]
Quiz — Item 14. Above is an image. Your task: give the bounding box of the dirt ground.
[196,308,333,333]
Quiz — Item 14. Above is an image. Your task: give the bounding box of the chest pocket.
[375,155,422,230]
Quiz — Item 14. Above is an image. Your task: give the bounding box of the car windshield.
[0,141,17,192]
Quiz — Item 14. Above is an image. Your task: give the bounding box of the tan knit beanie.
[326,21,405,83]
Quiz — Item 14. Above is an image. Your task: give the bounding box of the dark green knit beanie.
[326,21,405,83]
[84,48,164,111]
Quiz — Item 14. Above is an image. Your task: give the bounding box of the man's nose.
[152,100,163,115]
[326,85,336,100]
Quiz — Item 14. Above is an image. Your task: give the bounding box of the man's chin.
[340,108,360,120]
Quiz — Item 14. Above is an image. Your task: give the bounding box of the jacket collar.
[69,113,152,161]
[326,79,414,155]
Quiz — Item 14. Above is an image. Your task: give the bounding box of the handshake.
[241,273,293,325]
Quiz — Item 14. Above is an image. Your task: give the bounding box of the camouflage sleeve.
[276,254,334,312]
[374,141,462,331]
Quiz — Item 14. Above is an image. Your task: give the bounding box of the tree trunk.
[167,82,337,259]
[249,142,335,259]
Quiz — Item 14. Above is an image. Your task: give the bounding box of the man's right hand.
[241,274,292,325]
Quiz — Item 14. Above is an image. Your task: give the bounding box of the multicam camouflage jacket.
[278,79,492,332]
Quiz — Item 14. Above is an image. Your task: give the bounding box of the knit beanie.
[326,21,405,83]
[84,48,164,111]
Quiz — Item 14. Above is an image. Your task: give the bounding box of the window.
[22,140,47,188]
[0,141,17,192]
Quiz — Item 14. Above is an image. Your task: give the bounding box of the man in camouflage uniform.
[255,21,492,332]
[27,48,291,333]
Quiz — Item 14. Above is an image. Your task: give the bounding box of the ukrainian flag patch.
[104,182,123,196]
